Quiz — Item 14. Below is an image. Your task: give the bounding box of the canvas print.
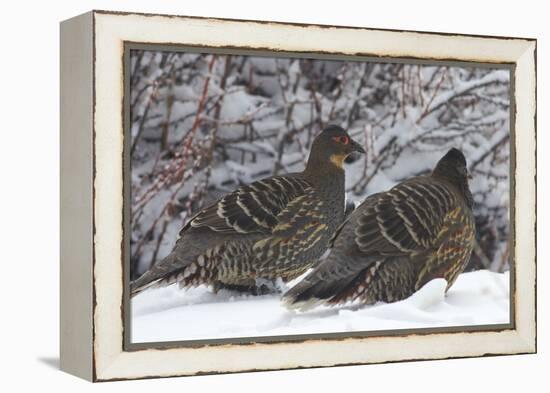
[127,49,511,344]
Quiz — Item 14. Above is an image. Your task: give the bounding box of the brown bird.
[131,125,365,296]
[283,148,475,310]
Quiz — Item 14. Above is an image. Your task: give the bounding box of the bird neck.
[460,180,474,209]
[303,154,345,188]
[432,172,474,209]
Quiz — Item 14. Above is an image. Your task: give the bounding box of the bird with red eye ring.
[130,124,365,297]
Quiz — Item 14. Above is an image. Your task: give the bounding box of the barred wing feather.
[188,176,313,235]
[354,179,457,255]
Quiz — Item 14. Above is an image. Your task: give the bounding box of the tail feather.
[282,286,333,311]
[282,251,381,311]
[129,275,163,297]
[281,294,326,312]
[282,270,360,311]
[130,252,184,297]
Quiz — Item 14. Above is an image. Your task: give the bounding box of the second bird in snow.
[283,148,476,311]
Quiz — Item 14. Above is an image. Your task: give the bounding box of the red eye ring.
[332,135,350,145]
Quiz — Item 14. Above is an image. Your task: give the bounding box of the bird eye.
[331,136,349,145]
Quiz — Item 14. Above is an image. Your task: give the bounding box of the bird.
[282,148,475,311]
[131,125,365,296]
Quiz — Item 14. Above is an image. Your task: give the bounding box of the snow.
[128,54,512,341]
[130,270,509,343]
[425,70,509,116]
[130,52,511,276]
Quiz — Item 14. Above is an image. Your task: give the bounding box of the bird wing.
[415,206,475,289]
[252,188,329,274]
[188,175,313,235]
[354,178,458,255]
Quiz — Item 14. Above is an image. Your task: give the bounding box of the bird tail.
[130,252,182,297]
[282,264,359,312]
[282,275,346,311]
[281,286,329,312]
[282,249,383,311]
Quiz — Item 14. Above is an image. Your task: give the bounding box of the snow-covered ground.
[130,270,510,343]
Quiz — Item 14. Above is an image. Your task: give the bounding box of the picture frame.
[60,10,536,381]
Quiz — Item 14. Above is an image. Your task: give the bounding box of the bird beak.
[349,138,366,154]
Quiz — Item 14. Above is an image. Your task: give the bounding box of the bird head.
[432,148,474,207]
[433,148,468,179]
[308,125,366,170]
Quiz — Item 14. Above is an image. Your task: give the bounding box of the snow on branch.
[129,52,511,277]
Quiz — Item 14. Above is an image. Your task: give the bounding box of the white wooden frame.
[60,10,536,381]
